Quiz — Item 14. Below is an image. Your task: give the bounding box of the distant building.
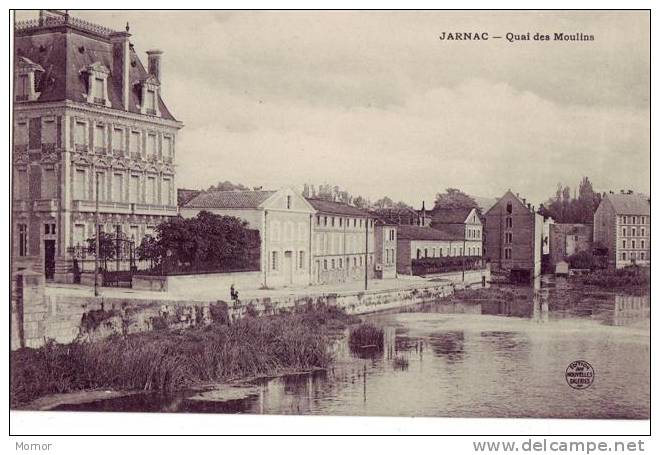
[180,188,316,287]
[395,225,464,275]
[12,10,183,282]
[593,192,650,268]
[484,190,543,281]
[374,219,397,279]
[306,198,376,285]
[549,223,593,267]
[429,207,483,257]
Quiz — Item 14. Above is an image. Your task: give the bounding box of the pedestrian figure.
[230,284,239,301]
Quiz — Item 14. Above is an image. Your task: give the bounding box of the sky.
[17,10,650,207]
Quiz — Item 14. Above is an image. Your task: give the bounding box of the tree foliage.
[207,180,249,191]
[540,177,602,223]
[138,211,261,273]
[433,188,478,210]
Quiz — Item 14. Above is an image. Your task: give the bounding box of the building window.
[163,136,173,162]
[505,232,513,244]
[424,248,428,258]
[623,216,627,224]
[640,252,645,260]
[44,223,56,235]
[74,169,87,200]
[641,228,645,237]
[113,173,124,202]
[112,128,124,154]
[73,122,87,149]
[147,133,157,159]
[130,131,141,158]
[504,248,511,259]
[17,74,30,100]
[316,215,320,225]
[41,168,57,199]
[641,240,645,250]
[286,195,291,209]
[632,216,637,224]
[17,224,27,256]
[271,251,278,271]
[353,219,357,227]
[129,175,140,203]
[299,251,305,269]
[632,228,636,236]
[146,176,156,204]
[331,259,335,269]
[641,216,646,224]
[506,202,512,214]
[506,217,512,228]
[94,124,106,152]
[623,227,627,236]
[163,178,172,206]
[622,240,626,248]
[417,249,421,259]
[632,240,636,249]
[622,252,627,260]
[323,259,328,270]
[324,216,327,226]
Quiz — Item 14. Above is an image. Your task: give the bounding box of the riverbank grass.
[11,304,357,408]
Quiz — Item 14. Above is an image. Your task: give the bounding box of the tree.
[353,196,369,208]
[86,231,116,270]
[542,177,601,223]
[147,211,261,273]
[433,188,478,210]
[207,180,249,191]
[373,196,394,209]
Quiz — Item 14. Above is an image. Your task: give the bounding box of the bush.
[567,251,596,270]
[582,266,650,288]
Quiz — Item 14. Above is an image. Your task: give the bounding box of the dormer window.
[82,62,111,107]
[138,75,161,117]
[15,56,44,102]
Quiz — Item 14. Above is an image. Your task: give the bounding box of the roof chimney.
[147,49,163,83]
[110,30,131,111]
[421,200,426,211]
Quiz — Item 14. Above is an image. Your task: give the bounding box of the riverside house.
[306,198,377,285]
[484,190,544,281]
[429,206,484,257]
[180,188,316,288]
[12,10,183,282]
[395,225,465,275]
[593,191,650,269]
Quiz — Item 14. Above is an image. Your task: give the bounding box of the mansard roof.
[14,14,177,121]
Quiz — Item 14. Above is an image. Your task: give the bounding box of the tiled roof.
[306,198,371,217]
[14,14,177,121]
[430,207,473,224]
[184,190,276,209]
[606,193,650,215]
[397,225,462,241]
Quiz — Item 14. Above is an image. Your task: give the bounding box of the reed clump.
[11,304,354,408]
[348,323,384,351]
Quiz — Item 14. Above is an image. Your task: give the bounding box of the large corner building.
[12,10,183,281]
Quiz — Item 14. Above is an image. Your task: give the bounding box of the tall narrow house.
[484,190,543,281]
[593,191,650,269]
[13,10,183,282]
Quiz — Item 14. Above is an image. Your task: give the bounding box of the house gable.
[260,187,315,214]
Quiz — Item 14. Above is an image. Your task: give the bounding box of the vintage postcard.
[9,8,650,435]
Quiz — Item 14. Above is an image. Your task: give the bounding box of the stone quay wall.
[11,269,489,350]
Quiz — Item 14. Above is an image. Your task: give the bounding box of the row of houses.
[177,186,487,288]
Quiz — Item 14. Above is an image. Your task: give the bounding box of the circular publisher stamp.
[565,360,595,390]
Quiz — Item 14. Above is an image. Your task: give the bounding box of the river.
[54,276,650,419]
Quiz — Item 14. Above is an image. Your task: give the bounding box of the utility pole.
[364,217,369,290]
[94,171,100,297]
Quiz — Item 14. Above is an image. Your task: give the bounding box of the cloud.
[16,10,650,205]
